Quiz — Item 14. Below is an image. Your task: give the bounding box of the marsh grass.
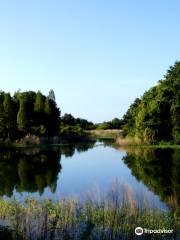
[116,137,141,146]
[88,130,123,140]
[0,181,179,240]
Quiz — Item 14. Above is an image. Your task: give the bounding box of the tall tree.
[44,97,60,135]
[34,91,45,128]
[3,93,16,140]
[0,92,6,139]
[34,91,44,113]
[48,89,56,102]
[122,61,180,144]
[17,99,28,133]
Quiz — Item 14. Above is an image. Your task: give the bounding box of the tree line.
[96,118,123,130]
[0,90,96,143]
[61,113,95,130]
[0,61,179,144]
[123,147,180,209]
[122,61,180,144]
[0,90,60,142]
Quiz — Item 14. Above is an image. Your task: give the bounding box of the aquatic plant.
[0,182,178,239]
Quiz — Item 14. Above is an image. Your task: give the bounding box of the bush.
[15,134,40,145]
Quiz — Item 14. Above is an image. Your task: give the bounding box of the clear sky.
[0,0,179,122]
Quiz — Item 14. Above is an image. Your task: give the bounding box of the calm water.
[0,141,179,210]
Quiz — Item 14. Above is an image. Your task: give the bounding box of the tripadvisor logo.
[135,227,143,235]
[135,227,174,235]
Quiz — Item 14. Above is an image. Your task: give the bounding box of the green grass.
[116,136,180,148]
[0,183,179,240]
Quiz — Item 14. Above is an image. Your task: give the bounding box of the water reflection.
[0,147,61,197]
[60,141,95,157]
[122,147,180,210]
[0,141,96,197]
[0,141,179,213]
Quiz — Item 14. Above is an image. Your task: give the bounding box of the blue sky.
[0,0,179,122]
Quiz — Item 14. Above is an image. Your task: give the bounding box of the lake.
[0,141,179,211]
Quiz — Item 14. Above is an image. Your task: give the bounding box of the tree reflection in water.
[0,141,96,197]
[122,147,180,211]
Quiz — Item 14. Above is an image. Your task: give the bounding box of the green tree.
[34,91,44,113]
[122,61,180,144]
[34,91,45,131]
[0,108,8,140]
[48,89,56,102]
[0,92,6,140]
[61,113,75,126]
[17,99,29,133]
[0,90,61,140]
[122,98,141,136]
[3,93,16,140]
[44,97,60,135]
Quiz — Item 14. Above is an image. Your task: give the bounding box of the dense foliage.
[96,118,123,130]
[0,90,60,142]
[59,113,96,140]
[61,113,95,130]
[122,61,180,144]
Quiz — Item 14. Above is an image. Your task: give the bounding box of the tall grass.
[89,130,123,140]
[0,181,179,240]
[116,136,141,146]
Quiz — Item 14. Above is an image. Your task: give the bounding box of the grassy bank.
[116,136,180,148]
[0,132,94,148]
[0,183,179,240]
[88,129,123,140]
[116,136,141,146]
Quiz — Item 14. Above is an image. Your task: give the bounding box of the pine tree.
[44,97,60,135]
[3,93,16,140]
[17,99,28,133]
[34,91,45,128]
[34,91,44,113]
[48,89,56,102]
[44,98,52,135]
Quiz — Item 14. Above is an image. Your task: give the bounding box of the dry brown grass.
[116,136,141,146]
[89,129,123,139]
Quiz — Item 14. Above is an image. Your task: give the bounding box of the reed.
[116,136,141,146]
[88,129,123,139]
[0,182,178,240]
